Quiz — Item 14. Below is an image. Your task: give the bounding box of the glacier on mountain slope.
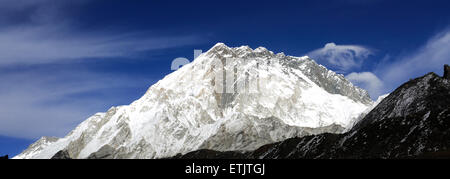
[15,43,373,159]
[344,93,390,131]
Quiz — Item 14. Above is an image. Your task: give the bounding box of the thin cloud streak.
[0,25,203,65]
[0,0,204,66]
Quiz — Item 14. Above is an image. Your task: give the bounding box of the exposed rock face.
[51,150,71,159]
[172,149,247,159]
[172,65,450,159]
[444,64,450,80]
[0,155,8,159]
[87,145,115,159]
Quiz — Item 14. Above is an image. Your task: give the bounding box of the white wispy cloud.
[308,42,373,72]
[0,25,202,65]
[377,29,450,91]
[345,72,384,99]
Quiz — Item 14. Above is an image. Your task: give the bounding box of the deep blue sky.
[1,0,449,157]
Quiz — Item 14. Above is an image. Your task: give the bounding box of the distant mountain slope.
[173,65,450,159]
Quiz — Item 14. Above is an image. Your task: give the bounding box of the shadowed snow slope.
[15,43,372,159]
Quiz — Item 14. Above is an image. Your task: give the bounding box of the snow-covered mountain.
[15,43,373,159]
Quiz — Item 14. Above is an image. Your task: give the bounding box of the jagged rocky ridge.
[15,43,372,159]
[172,65,450,159]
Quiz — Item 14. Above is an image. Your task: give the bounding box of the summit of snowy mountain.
[15,43,373,159]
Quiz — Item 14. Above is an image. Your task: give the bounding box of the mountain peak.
[200,44,371,104]
[204,43,276,59]
[204,42,233,57]
[210,42,230,50]
[254,46,269,53]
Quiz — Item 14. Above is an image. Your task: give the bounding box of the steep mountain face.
[173,65,450,159]
[15,43,372,159]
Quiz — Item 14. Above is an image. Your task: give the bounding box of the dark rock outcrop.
[444,64,450,79]
[172,149,248,159]
[87,145,115,159]
[172,65,450,159]
[0,155,8,159]
[51,145,116,159]
[51,150,71,159]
